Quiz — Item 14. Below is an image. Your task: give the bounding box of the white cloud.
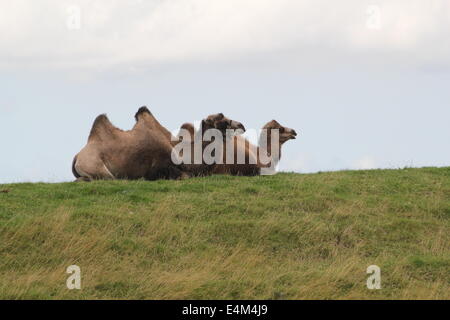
[1,0,449,71]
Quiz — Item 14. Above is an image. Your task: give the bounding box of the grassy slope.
[0,167,449,300]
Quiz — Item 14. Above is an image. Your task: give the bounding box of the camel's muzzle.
[289,129,297,139]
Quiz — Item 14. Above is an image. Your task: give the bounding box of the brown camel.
[72,106,186,181]
[174,113,246,176]
[72,108,246,181]
[212,120,297,176]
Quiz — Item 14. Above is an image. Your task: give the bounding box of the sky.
[1,0,450,183]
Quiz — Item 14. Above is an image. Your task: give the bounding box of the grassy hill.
[0,167,449,299]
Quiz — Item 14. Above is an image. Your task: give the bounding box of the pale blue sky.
[1,1,449,183]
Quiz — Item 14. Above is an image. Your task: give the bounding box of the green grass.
[0,167,449,299]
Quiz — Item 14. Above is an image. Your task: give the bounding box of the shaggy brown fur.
[72,106,186,181]
[175,113,246,176]
[213,120,297,176]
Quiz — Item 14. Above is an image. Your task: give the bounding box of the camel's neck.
[258,129,282,168]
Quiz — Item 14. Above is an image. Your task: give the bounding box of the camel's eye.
[279,127,285,133]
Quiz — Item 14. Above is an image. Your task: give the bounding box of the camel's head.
[202,113,246,136]
[263,120,297,144]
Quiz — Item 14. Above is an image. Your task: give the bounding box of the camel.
[174,113,246,176]
[72,106,186,181]
[72,108,246,181]
[212,120,297,176]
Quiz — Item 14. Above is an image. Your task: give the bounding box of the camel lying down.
[72,107,245,181]
[72,107,182,181]
[213,120,297,176]
[174,119,297,176]
[173,113,246,177]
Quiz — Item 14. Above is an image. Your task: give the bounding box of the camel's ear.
[217,113,224,119]
[135,106,152,121]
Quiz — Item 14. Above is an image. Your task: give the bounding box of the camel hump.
[88,114,119,141]
[180,123,195,137]
[181,122,194,130]
[134,106,152,121]
[134,106,174,140]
